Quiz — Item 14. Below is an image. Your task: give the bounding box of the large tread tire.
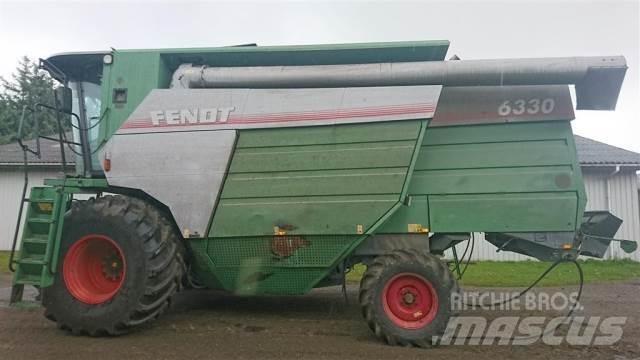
[43,195,186,336]
[358,249,458,348]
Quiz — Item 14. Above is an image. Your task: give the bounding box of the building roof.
[0,133,639,168]
[0,135,76,166]
[574,135,640,167]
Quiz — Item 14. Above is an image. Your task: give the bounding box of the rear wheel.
[358,250,458,347]
[43,195,186,335]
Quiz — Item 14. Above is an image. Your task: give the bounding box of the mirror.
[55,86,73,113]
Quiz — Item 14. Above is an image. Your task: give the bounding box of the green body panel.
[428,192,577,232]
[210,120,422,237]
[197,236,359,294]
[195,120,424,294]
[213,194,398,237]
[100,52,172,138]
[222,168,406,199]
[382,120,585,233]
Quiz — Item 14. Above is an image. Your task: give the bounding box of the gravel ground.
[1,273,639,360]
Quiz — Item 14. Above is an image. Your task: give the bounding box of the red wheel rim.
[382,273,439,329]
[63,234,126,305]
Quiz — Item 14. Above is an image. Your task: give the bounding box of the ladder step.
[30,198,56,203]
[27,217,54,224]
[18,255,47,265]
[23,236,49,244]
[15,274,43,285]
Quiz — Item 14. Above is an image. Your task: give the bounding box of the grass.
[0,251,12,274]
[347,260,640,287]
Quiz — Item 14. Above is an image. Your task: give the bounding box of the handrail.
[9,107,37,273]
[8,103,79,273]
[16,106,40,157]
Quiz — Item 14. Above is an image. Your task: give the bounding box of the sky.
[1,0,638,152]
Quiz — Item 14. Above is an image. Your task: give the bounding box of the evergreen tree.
[0,56,68,144]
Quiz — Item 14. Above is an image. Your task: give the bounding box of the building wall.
[447,167,640,261]
[584,168,640,261]
[0,168,63,250]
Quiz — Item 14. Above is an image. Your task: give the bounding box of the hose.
[457,233,475,279]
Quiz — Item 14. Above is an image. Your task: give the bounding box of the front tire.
[358,250,458,347]
[43,195,186,335]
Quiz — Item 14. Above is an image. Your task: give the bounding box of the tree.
[0,56,69,144]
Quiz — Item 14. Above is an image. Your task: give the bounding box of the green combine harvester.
[8,40,634,346]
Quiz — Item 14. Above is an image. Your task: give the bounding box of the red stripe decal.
[121,103,434,130]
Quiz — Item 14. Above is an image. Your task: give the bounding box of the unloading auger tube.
[171,56,627,110]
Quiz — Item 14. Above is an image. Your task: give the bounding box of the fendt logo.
[149,107,236,126]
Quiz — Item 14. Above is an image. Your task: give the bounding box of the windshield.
[69,81,102,174]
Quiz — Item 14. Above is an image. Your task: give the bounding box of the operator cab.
[44,51,108,176]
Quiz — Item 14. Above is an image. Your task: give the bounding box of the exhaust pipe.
[171,56,627,110]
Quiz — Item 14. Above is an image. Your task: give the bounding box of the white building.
[1,135,639,261]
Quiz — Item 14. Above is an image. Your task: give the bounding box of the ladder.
[8,103,72,304]
[10,187,66,304]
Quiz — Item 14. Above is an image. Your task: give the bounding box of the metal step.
[23,235,49,244]
[15,274,43,285]
[29,198,56,203]
[27,217,54,224]
[18,255,47,265]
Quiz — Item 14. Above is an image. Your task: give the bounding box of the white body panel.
[117,86,441,134]
[102,131,237,236]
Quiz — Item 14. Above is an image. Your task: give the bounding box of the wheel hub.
[63,234,126,305]
[382,273,439,329]
[402,291,416,305]
[102,252,124,280]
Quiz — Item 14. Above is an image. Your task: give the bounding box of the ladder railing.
[7,102,78,274]
[8,106,38,273]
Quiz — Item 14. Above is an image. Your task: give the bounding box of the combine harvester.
[8,41,635,346]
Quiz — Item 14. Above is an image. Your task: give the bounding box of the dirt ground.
[1,273,639,360]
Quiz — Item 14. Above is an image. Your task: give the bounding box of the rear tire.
[43,195,186,335]
[358,249,458,347]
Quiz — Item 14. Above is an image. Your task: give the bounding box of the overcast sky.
[1,0,638,152]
